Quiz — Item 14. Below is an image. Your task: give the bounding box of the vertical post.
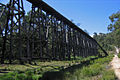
[9,0,14,64]
[68,27,71,60]
[1,3,10,64]
[1,0,25,64]
[38,8,43,58]
[45,13,49,59]
[18,0,24,64]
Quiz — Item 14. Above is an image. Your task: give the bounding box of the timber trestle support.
[0,0,108,64]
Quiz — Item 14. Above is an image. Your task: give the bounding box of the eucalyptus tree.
[108,11,120,47]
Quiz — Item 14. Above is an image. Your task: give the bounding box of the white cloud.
[90,34,94,37]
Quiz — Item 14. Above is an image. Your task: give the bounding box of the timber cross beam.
[0,0,108,64]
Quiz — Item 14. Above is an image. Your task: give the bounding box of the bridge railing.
[0,0,107,64]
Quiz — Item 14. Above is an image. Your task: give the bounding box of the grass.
[58,54,116,80]
[81,63,103,77]
[0,61,77,73]
[0,54,116,80]
[0,56,98,73]
[0,56,98,80]
[117,53,120,58]
[100,70,116,80]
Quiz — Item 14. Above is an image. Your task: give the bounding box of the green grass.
[0,60,78,73]
[60,54,116,80]
[0,56,98,80]
[0,54,116,80]
[100,70,116,80]
[81,63,103,77]
[117,53,120,58]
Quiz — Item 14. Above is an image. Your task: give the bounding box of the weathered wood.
[0,0,108,64]
[9,0,14,64]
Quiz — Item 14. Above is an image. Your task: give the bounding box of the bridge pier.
[0,0,108,64]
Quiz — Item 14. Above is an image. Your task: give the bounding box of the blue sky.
[1,0,120,36]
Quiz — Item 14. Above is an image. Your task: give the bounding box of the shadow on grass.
[41,56,106,80]
[0,71,8,73]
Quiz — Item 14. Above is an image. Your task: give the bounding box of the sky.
[0,0,120,36]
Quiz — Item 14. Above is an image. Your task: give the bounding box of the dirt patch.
[110,55,120,79]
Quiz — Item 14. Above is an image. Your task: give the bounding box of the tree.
[108,11,120,47]
[93,11,120,51]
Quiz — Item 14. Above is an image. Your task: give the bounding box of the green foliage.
[0,56,91,80]
[0,72,16,80]
[101,70,116,80]
[25,70,33,80]
[93,10,120,51]
[15,73,26,80]
[93,56,112,64]
[61,55,116,80]
[0,72,26,80]
[108,11,120,47]
[93,32,114,51]
[32,75,41,80]
[81,63,103,77]
[0,55,115,80]
[118,53,120,58]
[0,71,41,80]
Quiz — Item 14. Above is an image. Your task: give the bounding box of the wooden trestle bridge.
[0,0,108,64]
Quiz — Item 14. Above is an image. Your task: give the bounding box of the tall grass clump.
[100,70,116,80]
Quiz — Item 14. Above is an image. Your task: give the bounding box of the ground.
[0,55,116,80]
[110,54,120,79]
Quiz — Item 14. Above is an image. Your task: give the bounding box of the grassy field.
[41,54,116,80]
[58,54,116,80]
[0,55,116,80]
[0,56,96,79]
